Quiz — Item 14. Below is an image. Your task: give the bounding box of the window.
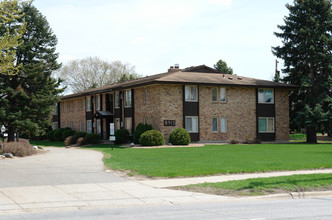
[211,88,218,102]
[144,88,147,102]
[185,116,198,133]
[115,118,120,130]
[185,85,198,102]
[125,117,132,135]
[220,117,227,133]
[96,119,101,134]
[220,88,226,102]
[115,91,120,108]
[212,118,218,132]
[124,90,132,107]
[86,97,91,111]
[258,89,274,103]
[259,117,274,132]
[143,117,147,124]
[52,122,58,130]
[87,120,92,133]
[54,103,58,115]
[96,95,101,111]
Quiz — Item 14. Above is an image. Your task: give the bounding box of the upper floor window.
[220,88,226,102]
[96,95,101,111]
[212,88,218,102]
[124,90,132,107]
[258,89,274,104]
[115,91,120,108]
[185,85,198,102]
[54,103,58,115]
[144,88,147,102]
[86,96,91,111]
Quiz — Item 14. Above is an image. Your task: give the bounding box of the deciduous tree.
[272,0,332,143]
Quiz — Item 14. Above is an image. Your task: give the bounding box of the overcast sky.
[33,0,292,80]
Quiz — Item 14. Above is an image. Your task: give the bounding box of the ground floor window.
[87,120,92,133]
[125,117,132,135]
[185,116,198,133]
[52,122,58,130]
[143,117,147,124]
[96,119,101,134]
[220,117,227,133]
[258,117,274,132]
[212,118,218,132]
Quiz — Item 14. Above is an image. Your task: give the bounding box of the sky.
[33,0,293,81]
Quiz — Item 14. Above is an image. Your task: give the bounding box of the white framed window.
[259,117,274,133]
[124,90,132,107]
[52,122,58,130]
[220,117,227,133]
[185,116,198,133]
[220,87,226,102]
[96,119,101,134]
[86,96,91,111]
[212,118,218,132]
[87,120,92,133]
[96,95,101,111]
[54,103,58,115]
[125,117,132,135]
[144,88,147,102]
[185,85,198,102]
[143,117,147,124]
[115,91,120,108]
[258,89,274,104]
[115,118,120,130]
[211,87,218,102]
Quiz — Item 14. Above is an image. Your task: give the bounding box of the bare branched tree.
[57,57,139,93]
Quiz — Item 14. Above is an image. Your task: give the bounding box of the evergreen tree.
[214,59,233,75]
[272,0,332,143]
[0,1,63,141]
[0,0,26,75]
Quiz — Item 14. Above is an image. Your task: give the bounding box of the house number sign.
[164,120,176,126]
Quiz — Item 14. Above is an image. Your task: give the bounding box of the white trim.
[258,117,275,133]
[185,85,198,102]
[258,88,274,104]
[185,116,198,133]
[212,117,218,132]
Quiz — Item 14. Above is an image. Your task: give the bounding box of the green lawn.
[29,140,65,147]
[84,143,332,177]
[177,173,332,196]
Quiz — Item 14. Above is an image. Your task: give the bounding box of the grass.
[29,140,65,147]
[83,143,332,177]
[176,173,332,196]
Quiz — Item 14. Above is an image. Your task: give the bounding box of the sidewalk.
[1,169,332,215]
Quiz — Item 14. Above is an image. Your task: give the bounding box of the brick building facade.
[52,65,296,143]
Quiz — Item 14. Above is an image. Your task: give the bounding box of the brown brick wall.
[60,97,86,131]
[199,86,257,142]
[275,88,289,141]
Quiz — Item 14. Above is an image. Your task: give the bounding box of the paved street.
[2,197,332,220]
[1,147,332,217]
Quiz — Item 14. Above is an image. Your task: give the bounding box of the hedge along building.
[52,65,297,143]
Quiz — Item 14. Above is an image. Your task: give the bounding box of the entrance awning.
[94,110,113,118]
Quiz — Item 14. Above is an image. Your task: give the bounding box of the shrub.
[64,136,73,146]
[133,123,153,144]
[169,128,191,145]
[53,128,72,141]
[2,139,36,157]
[47,130,55,141]
[85,133,102,144]
[140,130,165,146]
[71,131,87,145]
[114,129,130,144]
[76,137,86,146]
[62,129,75,141]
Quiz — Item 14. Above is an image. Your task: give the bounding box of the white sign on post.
[110,123,114,135]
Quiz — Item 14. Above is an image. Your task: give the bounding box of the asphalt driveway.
[0,147,127,188]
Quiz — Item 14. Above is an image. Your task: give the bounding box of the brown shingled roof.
[61,65,297,100]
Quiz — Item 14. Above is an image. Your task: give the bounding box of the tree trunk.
[7,127,15,142]
[306,127,317,144]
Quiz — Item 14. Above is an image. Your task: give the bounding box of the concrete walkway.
[1,147,332,215]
